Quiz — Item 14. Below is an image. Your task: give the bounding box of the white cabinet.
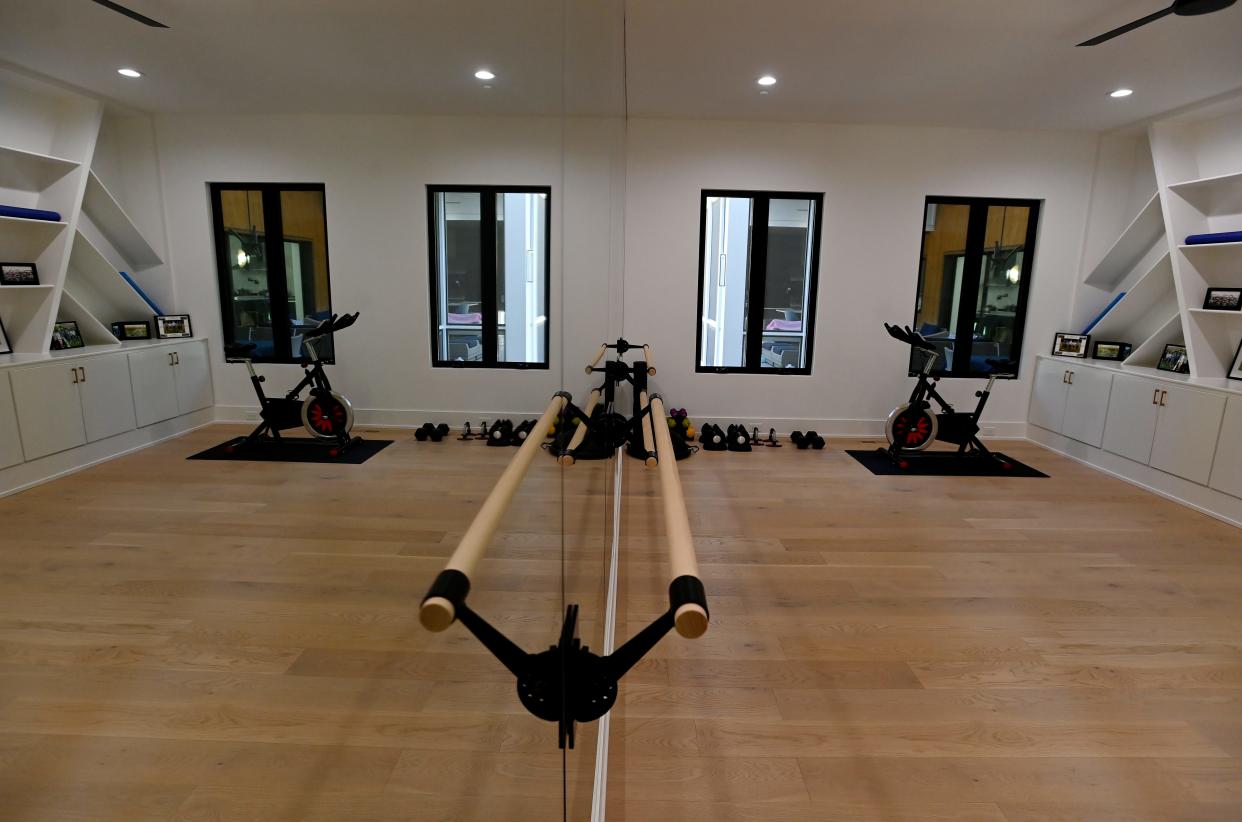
[1098,373,1227,485]
[79,354,137,443]
[0,374,24,469]
[1149,385,1226,485]
[10,363,88,460]
[1102,375,1161,464]
[129,340,212,427]
[171,340,212,414]
[1029,358,1070,432]
[1210,397,1242,498]
[1028,358,1112,447]
[129,347,180,427]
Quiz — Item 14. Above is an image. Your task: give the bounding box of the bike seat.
[986,358,1018,377]
[224,342,257,361]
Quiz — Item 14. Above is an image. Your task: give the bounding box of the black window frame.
[912,195,1041,379]
[694,189,824,376]
[426,184,552,370]
[208,182,333,365]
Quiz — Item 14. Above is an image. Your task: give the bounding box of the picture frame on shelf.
[1229,340,1242,382]
[111,321,151,341]
[0,263,39,286]
[1052,332,1089,358]
[155,314,192,339]
[1157,343,1190,374]
[1092,341,1131,361]
[50,320,84,351]
[0,314,11,355]
[1203,288,1242,312]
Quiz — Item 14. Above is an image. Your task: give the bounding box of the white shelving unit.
[0,67,170,361]
[1123,312,1184,368]
[1168,170,1242,217]
[1087,251,1177,346]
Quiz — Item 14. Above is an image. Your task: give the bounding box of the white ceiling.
[1,0,1241,131]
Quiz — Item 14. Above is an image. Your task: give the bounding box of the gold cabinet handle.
[78,366,86,383]
[174,352,180,365]
[1152,388,1159,405]
[71,367,79,384]
[1068,371,1074,385]
[1159,390,1167,407]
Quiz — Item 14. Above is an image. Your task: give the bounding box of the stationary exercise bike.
[225,312,361,455]
[881,323,1015,470]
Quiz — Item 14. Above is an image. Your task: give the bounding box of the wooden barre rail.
[420,392,570,631]
[649,394,709,638]
[585,344,607,374]
[642,345,656,376]
[558,388,601,466]
[639,390,657,467]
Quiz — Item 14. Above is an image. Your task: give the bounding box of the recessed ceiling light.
[474,69,495,81]
[117,67,142,78]
[757,75,777,87]
[1109,88,1133,98]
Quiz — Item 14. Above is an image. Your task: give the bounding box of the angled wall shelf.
[66,230,154,324]
[1123,311,1184,368]
[0,144,79,192]
[1083,192,1164,289]
[82,170,163,269]
[1087,251,1176,344]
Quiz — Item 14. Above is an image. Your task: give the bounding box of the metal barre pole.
[420,392,570,631]
[648,395,708,638]
[558,388,601,466]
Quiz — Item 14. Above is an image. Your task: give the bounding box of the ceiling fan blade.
[90,0,169,28]
[1077,5,1173,45]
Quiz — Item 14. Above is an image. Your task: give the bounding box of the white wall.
[154,113,623,423]
[624,118,1099,433]
[153,112,1099,432]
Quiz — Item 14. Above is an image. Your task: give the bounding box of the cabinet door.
[172,341,213,414]
[10,363,87,460]
[1059,367,1113,448]
[79,354,138,443]
[1028,358,1070,433]
[129,348,180,427]
[1101,374,1161,464]
[0,373,25,469]
[1150,385,1227,485]
[1210,396,1242,498]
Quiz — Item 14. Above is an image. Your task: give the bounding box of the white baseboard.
[0,409,216,498]
[1026,424,1242,529]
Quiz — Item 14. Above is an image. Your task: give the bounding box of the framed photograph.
[0,262,39,286]
[155,314,192,339]
[1203,288,1242,312]
[1052,332,1090,358]
[1229,340,1242,382]
[1092,341,1131,361]
[50,320,84,351]
[111,320,151,341]
[0,314,11,355]
[1157,343,1190,374]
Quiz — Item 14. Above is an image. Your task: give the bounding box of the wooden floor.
[0,425,1240,821]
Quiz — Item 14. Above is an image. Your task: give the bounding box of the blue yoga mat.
[1186,231,1242,245]
[0,204,62,222]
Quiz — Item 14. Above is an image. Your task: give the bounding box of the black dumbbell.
[511,419,536,445]
[726,424,752,452]
[790,430,811,450]
[415,423,451,442]
[700,423,727,451]
[808,430,825,450]
[487,419,515,447]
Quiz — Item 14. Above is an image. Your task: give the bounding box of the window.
[696,190,822,374]
[427,186,550,368]
[912,196,1040,378]
[209,183,333,363]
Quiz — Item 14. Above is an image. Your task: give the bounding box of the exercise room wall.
[622,118,1099,433]
[154,114,624,423]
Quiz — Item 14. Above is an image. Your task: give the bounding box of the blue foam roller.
[1185,231,1242,245]
[0,204,62,222]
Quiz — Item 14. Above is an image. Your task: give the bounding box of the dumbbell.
[699,423,727,451]
[511,419,536,445]
[487,419,515,447]
[790,430,825,450]
[415,423,450,442]
[726,424,752,452]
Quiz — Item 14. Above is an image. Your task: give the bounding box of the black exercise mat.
[846,448,1047,477]
[188,436,393,464]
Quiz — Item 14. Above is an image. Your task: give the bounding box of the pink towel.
[765,319,801,332]
[448,312,483,325]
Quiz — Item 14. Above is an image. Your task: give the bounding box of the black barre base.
[846,448,1048,477]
